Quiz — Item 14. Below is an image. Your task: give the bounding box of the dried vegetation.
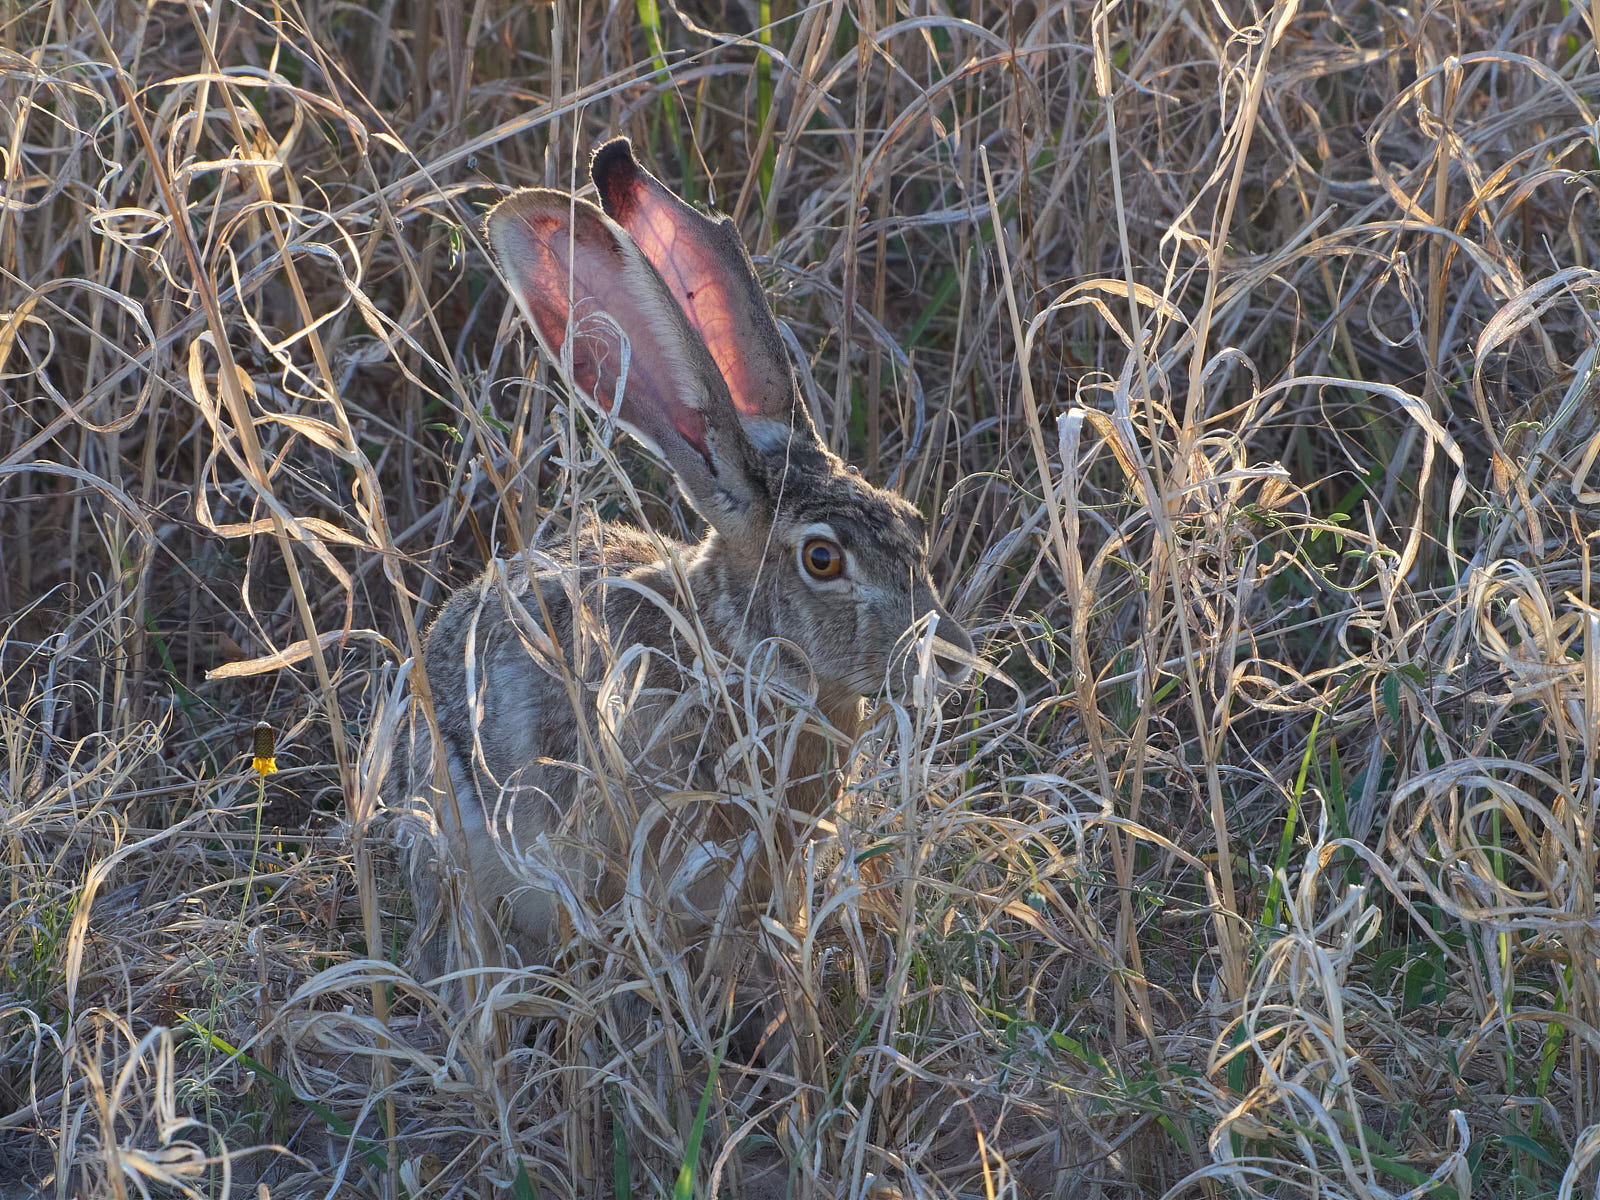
[2,0,1599,1196]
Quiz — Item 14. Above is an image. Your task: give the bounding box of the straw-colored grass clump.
[2,0,1598,1197]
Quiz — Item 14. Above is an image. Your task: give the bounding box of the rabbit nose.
[931,619,975,689]
[935,643,973,688]
[892,604,975,703]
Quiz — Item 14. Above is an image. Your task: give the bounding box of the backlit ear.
[590,138,816,449]
[486,189,761,528]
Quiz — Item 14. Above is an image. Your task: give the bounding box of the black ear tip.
[591,138,639,192]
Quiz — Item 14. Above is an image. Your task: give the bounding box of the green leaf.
[1500,1132,1560,1169]
[1263,709,1322,930]
[1382,671,1401,724]
[673,1046,722,1200]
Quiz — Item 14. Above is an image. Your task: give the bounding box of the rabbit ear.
[590,138,817,451]
[486,190,763,530]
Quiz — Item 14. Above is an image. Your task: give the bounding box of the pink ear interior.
[489,193,709,456]
[593,141,795,427]
[609,194,759,419]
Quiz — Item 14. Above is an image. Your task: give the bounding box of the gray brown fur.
[386,140,971,976]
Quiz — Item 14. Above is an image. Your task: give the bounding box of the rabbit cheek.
[815,581,890,696]
[774,582,858,696]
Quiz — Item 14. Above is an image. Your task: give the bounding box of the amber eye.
[800,537,845,580]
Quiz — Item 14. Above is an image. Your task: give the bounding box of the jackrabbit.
[389,139,972,976]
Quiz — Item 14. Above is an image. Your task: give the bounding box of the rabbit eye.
[800,537,845,581]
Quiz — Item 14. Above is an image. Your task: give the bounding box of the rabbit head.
[485,139,972,709]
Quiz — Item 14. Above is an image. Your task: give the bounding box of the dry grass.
[3,0,1599,1196]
